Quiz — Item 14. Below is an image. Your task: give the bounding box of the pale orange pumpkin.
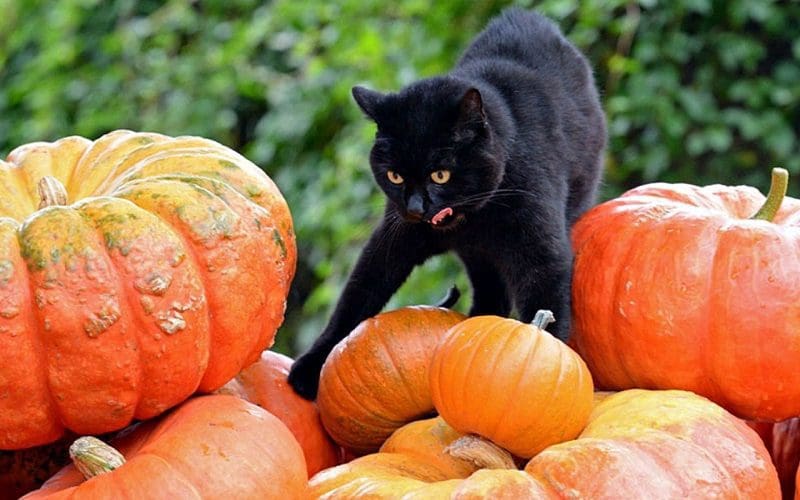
[23,395,309,499]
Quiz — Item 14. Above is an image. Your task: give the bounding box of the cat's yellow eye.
[430,169,451,184]
[387,170,404,184]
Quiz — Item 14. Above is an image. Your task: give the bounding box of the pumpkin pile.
[1,131,795,498]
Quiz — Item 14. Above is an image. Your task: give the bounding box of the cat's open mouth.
[430,207,462,229]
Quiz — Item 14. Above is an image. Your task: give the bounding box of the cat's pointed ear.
[352,86,385,121]
[454,88,487,143]
[458,88,486,127]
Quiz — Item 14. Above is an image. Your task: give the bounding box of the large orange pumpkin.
[316,305,465,455]
[23,395,308,499]
[429,313,594,458]
[218,350,342,476]
[0,130,296,449]
[571,168,800,421]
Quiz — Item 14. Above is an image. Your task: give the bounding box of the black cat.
[288,8,606,399]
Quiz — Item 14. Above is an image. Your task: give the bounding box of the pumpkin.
[310,416,548,498]
[0,130,296,449]
[570,168,800,421]
[312,390,780,499]
[23,395,308,499]
[525,389,780,498]
[429,312,594,458]
[749,418,800,499]
[217,349,342,476]
[316,305,465,455]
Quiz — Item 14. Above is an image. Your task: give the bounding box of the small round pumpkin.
[571,168,800,421]
[429,312,594,458]
[218,350,342,476]
[23,395,309,499]
[0,130,296,449]
[316,305,465,455]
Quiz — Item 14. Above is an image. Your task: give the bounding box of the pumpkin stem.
[532,309,555,331]
[37,176,68,209]
[436,285,461,309]
[444,434,516,470]
[69,436,126,479]
[751,168,789,222]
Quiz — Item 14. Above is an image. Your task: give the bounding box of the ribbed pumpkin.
[571,168,800,421]
[429,312,594,458]
[525,390,780,498]
[0,130,296,449]
[218,350,342,476]
[316,305,465,455]
[23,395,308,499]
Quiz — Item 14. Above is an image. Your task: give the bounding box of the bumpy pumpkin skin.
[525,390,780,499]
[316,305,465,455]
[218,350,342,476]
[0,131,296,449]
[571,180,800,421]
[430,315,594,458]
[23,395,309,499]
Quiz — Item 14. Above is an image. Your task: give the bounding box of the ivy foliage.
[1,0,797,354]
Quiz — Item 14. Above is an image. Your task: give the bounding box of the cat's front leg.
[288,220,433,400]
[509,243,573,341]
[460,253,512,317]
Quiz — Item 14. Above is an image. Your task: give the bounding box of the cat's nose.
[406,194,425,220]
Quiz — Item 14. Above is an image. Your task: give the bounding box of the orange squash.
[218,350,342,476]
[316,305,465,455]
[0,130,296,449]
[429,313,594,458]
[571,168,800,421]
[23,395,308,499]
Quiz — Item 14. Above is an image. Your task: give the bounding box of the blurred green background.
[1,0,798,355]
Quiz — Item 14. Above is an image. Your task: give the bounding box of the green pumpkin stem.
[37,176,68,209]
[751,168,789,222]
[69,436,126,479]
[532,309,556,330]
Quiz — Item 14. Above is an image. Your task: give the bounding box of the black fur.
[289,8,606,400]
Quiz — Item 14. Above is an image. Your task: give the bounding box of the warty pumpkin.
[22,395,309,499]
[429,312,594,458]
[570,168,800,421]
[218,349,342,476]
[316,304,465,455]
[0,130,296,449]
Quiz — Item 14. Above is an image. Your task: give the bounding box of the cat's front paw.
[287,352,325,400]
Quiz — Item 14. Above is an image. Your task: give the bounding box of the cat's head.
[352,77,507,230]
